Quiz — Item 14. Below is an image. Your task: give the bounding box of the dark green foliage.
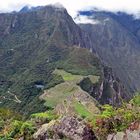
[79,77,93,92]
[0,120,36,140]
[0,107,47,139]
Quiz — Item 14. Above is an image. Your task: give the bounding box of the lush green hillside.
[0,41,101,114]
[0,6,101,114]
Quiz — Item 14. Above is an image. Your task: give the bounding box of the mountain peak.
[19,6,30,13]
[19,3,65,14]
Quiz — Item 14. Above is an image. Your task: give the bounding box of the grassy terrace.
[53,69,83,83]
[42,69,100,119]
[53,69,100,83]
[73,100,94,119]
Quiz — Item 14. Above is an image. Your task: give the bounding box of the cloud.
[75,16,101,24]
[1,0,140,17]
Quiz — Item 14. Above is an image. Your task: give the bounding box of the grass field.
[53,69,83,83]
[73,100,93,118]
[42,69,100,118]
[53,69,99,83]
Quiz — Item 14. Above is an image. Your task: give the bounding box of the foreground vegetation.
[0,93,139,139]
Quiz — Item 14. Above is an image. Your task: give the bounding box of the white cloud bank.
[75,16,101,24]
[1,0,140,17]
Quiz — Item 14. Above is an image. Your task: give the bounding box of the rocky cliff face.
[78,11,140,93]
[79,66,130,106]
[0,6,92,49]
[33,116,97,140]
[100,67,130,105]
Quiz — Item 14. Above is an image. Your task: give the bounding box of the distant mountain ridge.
[78,10,140,92]
[19,6,42,13]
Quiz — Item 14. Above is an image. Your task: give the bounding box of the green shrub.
[130,93,140,106]
[20,121,35,136]
[94,100,140,138]
[31,111,58,123]
[100,105,115,119]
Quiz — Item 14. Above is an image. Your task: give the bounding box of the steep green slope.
[0,43,101,115]
[0,5,130,115]
[0,6,96,114]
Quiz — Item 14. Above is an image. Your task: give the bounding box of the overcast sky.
[1,0,140,17]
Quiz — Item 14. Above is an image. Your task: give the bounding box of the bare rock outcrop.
[33,116,97,140]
